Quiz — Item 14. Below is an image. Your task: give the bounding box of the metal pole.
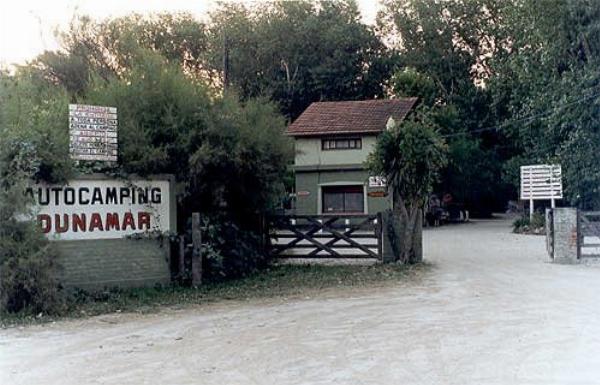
[530,198,534,220]
[549,165,556,209]
[529,167,534,220]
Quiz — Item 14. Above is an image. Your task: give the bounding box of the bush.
[512,212,545,234]
[200,218,269,282]
[0,221,64,314]
[0,139,65,314]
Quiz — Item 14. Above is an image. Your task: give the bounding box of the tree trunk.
[385,204,423,264]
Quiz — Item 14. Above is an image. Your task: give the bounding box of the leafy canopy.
[368,109,448,207]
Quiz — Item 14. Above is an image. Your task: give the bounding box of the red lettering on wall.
[37,211,157,235]
[73,213,86,232]
[105,213,120,231]
[89,213,104,232]
[55,214,69,233]
[138,212,151,230]
[38,214,51,233]
[122,212,136,230]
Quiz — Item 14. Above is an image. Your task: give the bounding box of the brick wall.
[55,238,170,290]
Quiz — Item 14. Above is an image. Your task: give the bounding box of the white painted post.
[549,165,556,209]
[530,198,534,219]
[529,167,534,220]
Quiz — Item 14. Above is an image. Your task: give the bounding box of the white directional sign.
[520,164,563,200]
[520,164,562,217]
[69,104,118,162]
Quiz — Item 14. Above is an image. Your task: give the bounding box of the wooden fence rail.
[580,211,600,257]
[268,214,382,259]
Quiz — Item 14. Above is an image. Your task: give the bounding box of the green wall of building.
[295,169,389,215]
[295,135,378,166]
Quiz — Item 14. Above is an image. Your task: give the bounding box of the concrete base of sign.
[55,238,171,290]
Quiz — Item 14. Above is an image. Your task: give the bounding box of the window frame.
[321,185,365,215]
[321,137,362,151]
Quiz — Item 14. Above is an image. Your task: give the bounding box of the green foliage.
[390,68,439,106]
[85,50,213,178]
[512,212,545,234]
[368,109,448,208]
[0,220,64,314]
[200,219,268,281]
[490,0,600,209]
[208,0,391,118]
[0,119,64,314]
[188,97,293,219]
[0,69,73,182]
[368,109,447,263]
[35,13,210,95]
[380,0,508,214]
[82,50,292,222]
[1,40,292,308]
[42,1,390,120]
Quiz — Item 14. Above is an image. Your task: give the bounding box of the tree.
[489,0,600,208]
[208,0,392,118]
[0,71,68,314]
[368,109,447,263]
[33,13,211,96]
[378,1,511,215]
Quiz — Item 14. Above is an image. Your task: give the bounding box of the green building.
[287,98,417,215]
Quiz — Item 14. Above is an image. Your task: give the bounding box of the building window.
[322,138,362,150]
[322,185,364,214]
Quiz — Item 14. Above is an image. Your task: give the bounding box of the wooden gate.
[580,211,600,257]
[268,214,382,259]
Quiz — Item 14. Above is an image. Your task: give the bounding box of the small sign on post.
[69,104,118,162]
[368,176,387,188]
[520,164,563,219]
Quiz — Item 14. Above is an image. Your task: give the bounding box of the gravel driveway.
[3,218,600,384]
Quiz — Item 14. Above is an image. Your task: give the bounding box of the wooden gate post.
[178,235,186,281]
[191,212,203,286]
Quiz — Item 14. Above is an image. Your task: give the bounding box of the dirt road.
[3,218,600,384]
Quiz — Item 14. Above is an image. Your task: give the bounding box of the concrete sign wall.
[28,176,175,241]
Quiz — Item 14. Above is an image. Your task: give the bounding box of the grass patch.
[1,262,428,328]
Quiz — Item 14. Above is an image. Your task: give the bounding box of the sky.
[0,0,380,67]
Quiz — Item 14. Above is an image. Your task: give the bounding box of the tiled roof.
[287,98,418,137]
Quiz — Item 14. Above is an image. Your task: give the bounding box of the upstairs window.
[322,185,364,214]
[322,138,362,151]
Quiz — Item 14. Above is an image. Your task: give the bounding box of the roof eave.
[286,129,384,137]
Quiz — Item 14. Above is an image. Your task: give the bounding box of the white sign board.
[27,178,172,240]
[368,176,387,188]
[69,104,118,162]
[520,164,563,200]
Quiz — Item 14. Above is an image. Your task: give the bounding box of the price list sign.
[69,104,118,162]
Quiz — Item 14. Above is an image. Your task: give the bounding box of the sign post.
[520,164,563,219]
[69,104,118,162]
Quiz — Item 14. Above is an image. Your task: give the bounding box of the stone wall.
[549,208,580,264]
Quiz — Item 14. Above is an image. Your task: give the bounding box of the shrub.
[512,212,545,234]
[0,221,64,314]
[0,141,65,314]
[200,218,269,282]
